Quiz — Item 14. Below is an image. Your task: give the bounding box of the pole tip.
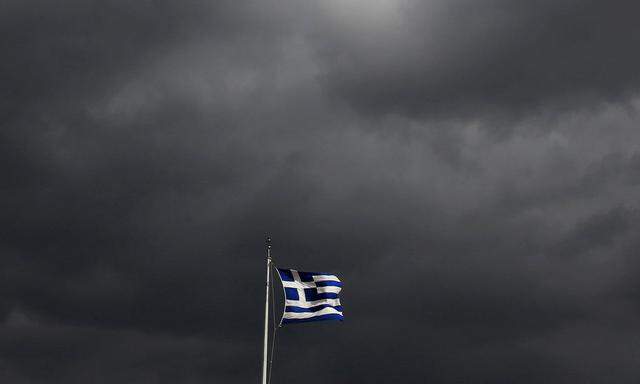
[265,236,271,248]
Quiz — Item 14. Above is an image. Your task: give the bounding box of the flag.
[277,268,344,324]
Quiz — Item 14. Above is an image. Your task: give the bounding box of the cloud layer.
[2,1,640,382]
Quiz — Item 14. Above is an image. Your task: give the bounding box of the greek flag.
[277,268,343,324]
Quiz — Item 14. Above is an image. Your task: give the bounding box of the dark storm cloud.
[310,0,640,120]
[2,0,640,383]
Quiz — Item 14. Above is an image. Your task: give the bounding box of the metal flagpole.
[261,236,272,384]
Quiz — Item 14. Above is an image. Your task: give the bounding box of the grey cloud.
[309,0,640,121]
[2,1,640,383]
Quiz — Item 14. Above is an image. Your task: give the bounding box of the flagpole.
[261,236,272,384]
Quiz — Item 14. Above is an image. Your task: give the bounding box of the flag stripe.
[285,298,341,307]
[283,306,342,319]
[281,280,342,289]
[285,304,343,313]
[312,275,340,283]
[316,286,341,294]
[281,314,344,324]
[281,281,320,289]
[314,280,342,287]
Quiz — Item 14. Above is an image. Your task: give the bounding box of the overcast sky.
[2,1,640,383]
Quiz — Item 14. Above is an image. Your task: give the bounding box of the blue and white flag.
[277,268,343,324]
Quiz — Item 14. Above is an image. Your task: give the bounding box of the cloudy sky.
[2,1,640,382]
